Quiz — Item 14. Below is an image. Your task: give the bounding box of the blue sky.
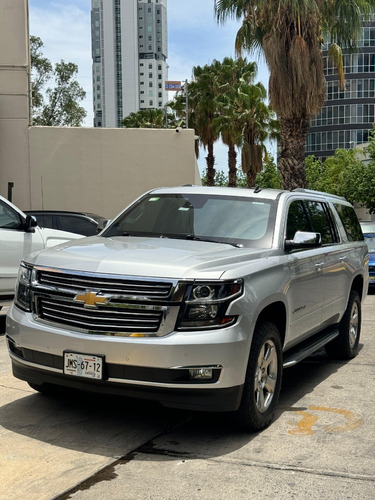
[28,0,273,172]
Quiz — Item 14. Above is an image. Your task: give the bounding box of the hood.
[37,227,85,247]
[25,235,268,280]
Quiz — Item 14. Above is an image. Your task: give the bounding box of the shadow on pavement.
[0,345,357,460]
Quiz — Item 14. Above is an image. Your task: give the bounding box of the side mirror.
[24,214,38,233]
[285,231,322,251]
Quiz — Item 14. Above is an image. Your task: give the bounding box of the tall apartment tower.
[306,14,375,159]
[91,0,168,128]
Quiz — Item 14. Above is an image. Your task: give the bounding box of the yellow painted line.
[288,410,318,435]
[309,405,364,432]
[287,406,363,435]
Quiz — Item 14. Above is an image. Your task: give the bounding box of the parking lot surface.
[1,293,375,499]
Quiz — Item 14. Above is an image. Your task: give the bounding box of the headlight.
[14,263,33,312]
[178,279,243,330]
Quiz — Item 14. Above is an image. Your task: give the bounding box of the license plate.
[64,352,103,380]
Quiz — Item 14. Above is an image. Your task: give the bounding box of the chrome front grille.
[33,267,184,337]
[37,297,165,334]
[37,268,173,299]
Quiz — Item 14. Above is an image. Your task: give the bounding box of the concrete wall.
[28,127,200,218]
[0,0,31,205]
[0,0,200,219]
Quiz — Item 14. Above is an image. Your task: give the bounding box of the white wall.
[28,127,200,218]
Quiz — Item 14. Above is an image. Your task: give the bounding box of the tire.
[234,321,283,432]
[325,290,361,360]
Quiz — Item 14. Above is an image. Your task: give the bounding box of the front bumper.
[6,304,251,412]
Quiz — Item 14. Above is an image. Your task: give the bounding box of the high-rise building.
[91,0,168,128]
[306,15,375,159]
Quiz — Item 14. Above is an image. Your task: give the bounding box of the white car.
[0,195,83,316]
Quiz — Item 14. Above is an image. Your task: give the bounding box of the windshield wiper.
[184,234,243,248]
[121,232,243,248]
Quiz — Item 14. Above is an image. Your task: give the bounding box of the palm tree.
[214,0,375,189]
[187,63,222,186]
[239,82,279,187]
[213,57,258,186]
[215,72,278,188]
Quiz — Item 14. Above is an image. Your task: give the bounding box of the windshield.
[364,235,375,253]
[103,193,277,248]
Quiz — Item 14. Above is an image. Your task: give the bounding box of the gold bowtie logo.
[74,290,108,308]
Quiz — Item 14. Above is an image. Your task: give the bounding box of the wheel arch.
[351,274,365,302]
[254,301,286,347]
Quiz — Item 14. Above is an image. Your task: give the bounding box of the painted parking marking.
[287,406,363,435]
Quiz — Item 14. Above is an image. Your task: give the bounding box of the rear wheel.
[235,321,283,431]
[325,290,361,360]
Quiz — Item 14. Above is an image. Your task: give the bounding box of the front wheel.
[325,290,361,360]
[234,321,283,431]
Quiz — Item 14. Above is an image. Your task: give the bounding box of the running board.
[283,328,339,368]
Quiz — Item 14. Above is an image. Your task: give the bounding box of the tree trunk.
[278,116,310,190]
[228,144,237,187]
[246,171,256,188]
[205,141,216,186]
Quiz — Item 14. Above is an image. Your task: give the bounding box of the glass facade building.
[91,0,168,128]
[306,16,375,159]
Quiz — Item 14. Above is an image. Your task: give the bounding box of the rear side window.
[334,204,364,241]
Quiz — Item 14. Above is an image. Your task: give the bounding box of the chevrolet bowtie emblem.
[73,290,108,308]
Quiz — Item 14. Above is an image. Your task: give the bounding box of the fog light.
[189,368,213,380]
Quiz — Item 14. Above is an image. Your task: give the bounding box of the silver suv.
[6,186,368,431]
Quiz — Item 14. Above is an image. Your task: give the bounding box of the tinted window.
[58,216,97,236]
[0,200,22,229]
[334,204,364,241]
[31,214,54,229]
[286,201,311,240]
[305,201,335,244]
[286,200,337,245]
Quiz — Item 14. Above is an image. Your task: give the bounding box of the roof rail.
[292,188,346,201]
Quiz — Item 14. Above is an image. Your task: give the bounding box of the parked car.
[24,210,108,236]
[360,221,375,234]
[362,233,375,287]
[0,196,83,317]
[359,222,375,288]
[6,187,368,431]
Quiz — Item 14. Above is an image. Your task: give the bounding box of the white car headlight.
[14,263,33,312]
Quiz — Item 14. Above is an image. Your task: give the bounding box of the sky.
[28,0,273,173]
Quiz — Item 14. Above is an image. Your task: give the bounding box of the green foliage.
[200,156,281,189]
[30,36,86,126]
[255,157,282,189]
[306,142,375,213]
[122,108,177,128]
[200,169,247,187]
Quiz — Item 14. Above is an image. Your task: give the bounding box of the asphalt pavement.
[1,292,375,499]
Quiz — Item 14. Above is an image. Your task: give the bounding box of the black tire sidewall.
[237,321,283,431]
